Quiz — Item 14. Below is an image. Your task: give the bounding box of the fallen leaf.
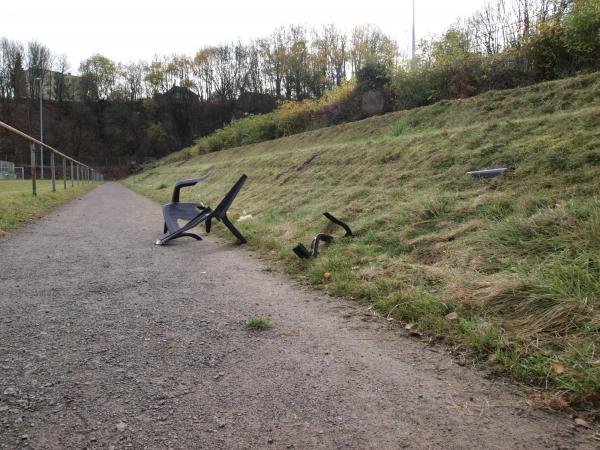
[488,354,497,363]
[445,312,459,321]
[574,418,591,428]
[551,362,566,375]
[584,393,600,402]
[527,392,571,411]
[404,323,422,337]
[323,272,332,281]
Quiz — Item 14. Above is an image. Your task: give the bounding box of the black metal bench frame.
[155,174,248,246]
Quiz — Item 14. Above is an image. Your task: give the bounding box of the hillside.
[126,73,600,406]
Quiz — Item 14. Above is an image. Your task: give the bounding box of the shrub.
[189,81,357,156]
[562,0,600,68]
[356,62,392,91]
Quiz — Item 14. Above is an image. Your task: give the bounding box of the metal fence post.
[62,158,67,190]
[50,152,56,192]
[70,161,74,188]
[30,143,37,196]
[77,164,80,185]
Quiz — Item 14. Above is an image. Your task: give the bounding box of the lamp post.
[411,0,416,64]
[35,77,44,180]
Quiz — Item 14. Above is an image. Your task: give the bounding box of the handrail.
[0,120,92,168]
[0,119,103,194]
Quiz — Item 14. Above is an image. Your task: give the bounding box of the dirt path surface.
[0,182,596,449]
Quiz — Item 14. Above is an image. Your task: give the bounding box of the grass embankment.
[0,180,96,236]
[126,73,600,408]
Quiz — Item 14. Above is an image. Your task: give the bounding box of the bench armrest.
[171,172,212,202]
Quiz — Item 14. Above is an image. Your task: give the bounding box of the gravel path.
[0,182,595,449]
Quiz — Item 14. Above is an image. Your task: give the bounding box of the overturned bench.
[155,174,248,246]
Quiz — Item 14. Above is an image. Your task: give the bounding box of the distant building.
[164,85,199,103]
[23,69,83,101]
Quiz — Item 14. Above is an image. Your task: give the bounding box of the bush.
[356,62,392,91]
[190,81,357,156]
[562,0,600,69]
[529,21,570,79]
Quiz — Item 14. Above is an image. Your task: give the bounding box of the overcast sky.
[3,0,489,71]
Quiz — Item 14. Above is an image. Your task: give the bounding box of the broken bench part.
[293,212,353,259]
[466,167,512,178]
[323,212,352,237]
[155,174,248,246]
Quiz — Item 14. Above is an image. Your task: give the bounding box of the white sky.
[2,0,489,72]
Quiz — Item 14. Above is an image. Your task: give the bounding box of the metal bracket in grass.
[293,212,353,259]
[466,167,514,178]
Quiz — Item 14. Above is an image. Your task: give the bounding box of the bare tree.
[0,38,25,100]
[350,25,398,74]
[121,62,144,101]
[26,40,53,100]
[53,54,70,103]
[79,54,116,100]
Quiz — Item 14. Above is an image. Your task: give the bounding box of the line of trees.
[2,1,598,107]
[0,24,397,105]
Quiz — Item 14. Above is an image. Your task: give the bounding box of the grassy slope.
[126,73,600,404]
[0,180,96,236]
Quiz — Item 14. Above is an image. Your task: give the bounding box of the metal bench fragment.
[466,167,512,178]
[156,174,248,246]
[293,212,353,259]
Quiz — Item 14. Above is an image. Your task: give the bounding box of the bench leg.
[221,214,246,244]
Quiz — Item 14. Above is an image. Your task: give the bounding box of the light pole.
[412,0,416,61]
[36,77,44,180]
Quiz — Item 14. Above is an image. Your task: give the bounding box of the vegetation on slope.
[126,73,600,408]
[0,180,95,236]
[160,0,600,165]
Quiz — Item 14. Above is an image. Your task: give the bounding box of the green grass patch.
[244,316,272,331]
[126,72,600,406]
[0,180,97,236]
